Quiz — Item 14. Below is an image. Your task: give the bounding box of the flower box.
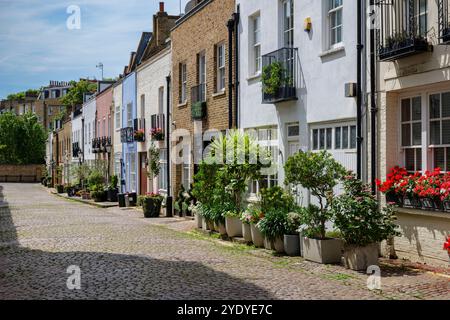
[403,195,421,209]
[443,200,450,213]
[420,197,435,210]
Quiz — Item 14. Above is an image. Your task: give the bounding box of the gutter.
[356,0,363,179]
[370,0,377,193]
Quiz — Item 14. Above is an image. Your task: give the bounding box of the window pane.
[405,149,415,171]
[411,97,421,121]
[442,92,450,118]
[313,129,318,150]
[288,125,299,137]
[430,121,441,145]
[447,148,450,172]
[319,129,325,149]
[350,125,357,149]
[342,126,349,149]
[416,148,422,171]
[326,128,332,149]
[434,148,445,170]
[401,99,411,122]
[402,123,411,147]
[430,94,440,119]
[335,127,341,149]
[442,120,450,144]
[412,123,421,146]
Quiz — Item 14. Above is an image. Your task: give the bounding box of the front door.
[139,152,148,195]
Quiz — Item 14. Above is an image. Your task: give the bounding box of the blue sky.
[0,0,189,99]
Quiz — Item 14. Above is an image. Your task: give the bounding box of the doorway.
[139,152,148,195]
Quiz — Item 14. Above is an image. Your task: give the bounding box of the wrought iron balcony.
[92,138,101,153]
[439,0,450,43]
[377,0,431,61]
[72,142,81,158]
[191,83,207,120]
[120,127,134,143]
[261,47,298,104]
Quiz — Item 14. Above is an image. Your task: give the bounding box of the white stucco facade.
[82,97,96,163]
[71,113,83,164]
[238,0,359,192]
[136,46,171,194]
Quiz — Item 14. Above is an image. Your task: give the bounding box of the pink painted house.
[94,84,114,175]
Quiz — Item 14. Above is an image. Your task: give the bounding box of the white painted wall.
[82,97,96,163]
[238,0,358,184]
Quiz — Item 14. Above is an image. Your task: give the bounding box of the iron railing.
[151,114,165,140]
[377,0,430,61]
[439,0,450,43]
[261,47,298,104]
[120,127,134,143]
[72,142,81,157]
[133,118,146,142]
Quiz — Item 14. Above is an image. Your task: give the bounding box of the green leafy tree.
[284,151,346,239]
[0,112,46,164]
[61,80,97,109]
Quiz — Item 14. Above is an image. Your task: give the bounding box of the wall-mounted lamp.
[304,17,312,32]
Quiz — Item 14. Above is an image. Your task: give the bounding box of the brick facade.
[171,0,236,196]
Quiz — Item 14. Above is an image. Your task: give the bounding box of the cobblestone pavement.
[0,183,448,300]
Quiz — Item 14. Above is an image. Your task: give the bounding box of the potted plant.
[90,184,106,203]
[258,210,287,253]
[191,202,203,229]
[225,211,243,238]
[55,184,64,194]
[285,151,346,264]
[140,193,163,218]
[106,175,119,202]
[240,204,260,243]
[133,129,145,142]
[151,128,164,141]
[284,211,302,256]
[332,174,401,271]
[444,236,450,261]
[413,168,443,211]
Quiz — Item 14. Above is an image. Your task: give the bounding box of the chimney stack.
[159,2,164,13]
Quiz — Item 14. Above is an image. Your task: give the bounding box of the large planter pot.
[107,188,118,202]
[214,222,227,236]
[273,237,285,254]
[284,234,300,256]
[342,243,379,271]
[225,216,243,238]
[195,214,203,229]
[142,198,162,218]
[128,192,137,207]
[242,223,252,243]
[56,185,64,194]
[250,224,264,247]
[301,237,343,264]
[264,237,274,250]
[118,193,126,208]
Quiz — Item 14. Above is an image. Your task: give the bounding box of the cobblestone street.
[0,183,448,300]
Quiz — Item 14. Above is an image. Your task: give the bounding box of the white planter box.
[225,216,243,238]
[301,237,343,264]
[250,224,264,247]
[195,214,203,229]
[242,223,252,243]
[342,243,380,271]
[284,234,300,256]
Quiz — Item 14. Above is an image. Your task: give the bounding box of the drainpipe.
[166,75,173,217]
[234,6,240,129]
[227,17,235,129]
[370,0,377,194]
[356,0,363,179]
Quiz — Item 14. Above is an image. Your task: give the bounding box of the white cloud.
[0,0,189,98]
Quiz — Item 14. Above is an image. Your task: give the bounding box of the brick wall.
[171,0,235,196]
[0,165,43,182]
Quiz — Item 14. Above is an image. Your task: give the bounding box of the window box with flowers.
[133,129,145,142]
[377,167,450,213]
[151,128,164,141]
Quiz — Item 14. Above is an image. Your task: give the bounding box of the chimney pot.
[159,2,164,12]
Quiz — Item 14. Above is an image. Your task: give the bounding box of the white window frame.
[115,104,121,130]
[158,149,168,192]
[126,103,133,128]
[311,123,357,151]
[428,91,450,171]
[400,95,423,172]
[158,87,164,114]
[328,0,343,49]
[180,63,187,104]
[250,13,261,76]
[216,43,226,93]
[282,0,294,48]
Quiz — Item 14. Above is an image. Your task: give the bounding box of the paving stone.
[0,183,448,300]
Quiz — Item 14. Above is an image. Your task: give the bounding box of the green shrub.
[331,174,401,247]
[260,186,295,214]
[88,170,104,188]
[257,210,288,241]
[284,151,345,239]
